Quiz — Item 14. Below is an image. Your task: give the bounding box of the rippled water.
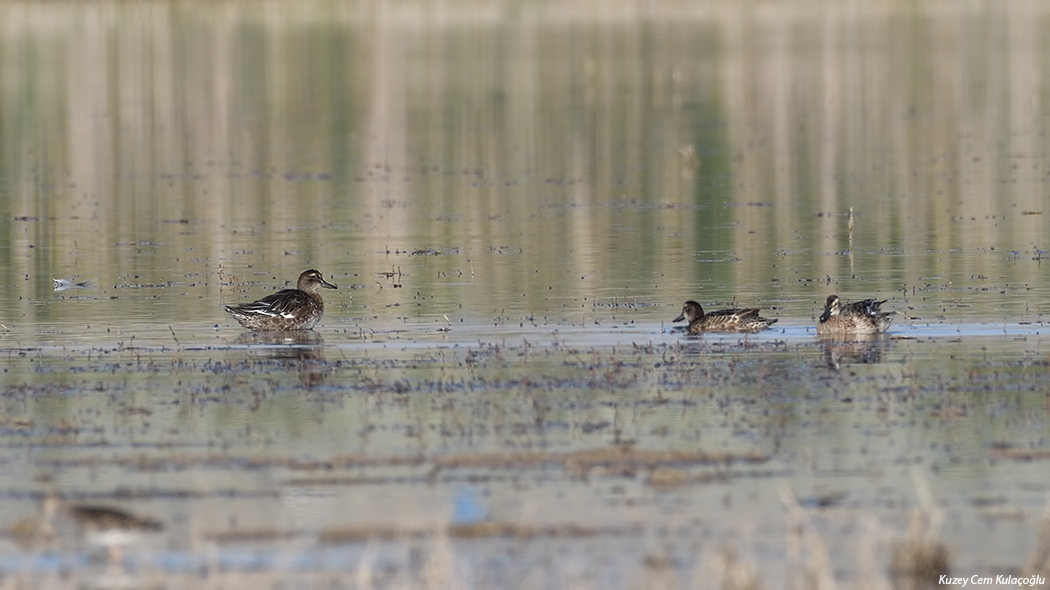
[1,1,1050,588]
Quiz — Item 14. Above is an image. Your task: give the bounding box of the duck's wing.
[843,298,887,316]
[839,300,868,315]
[865,299,888,314]
[706,307,764,320]
[228,289,313,318]
[699,312,773,333]
[705,307,755,318]
[696,315,738,331]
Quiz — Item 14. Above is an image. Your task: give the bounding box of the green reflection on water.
[2,3,1049,331]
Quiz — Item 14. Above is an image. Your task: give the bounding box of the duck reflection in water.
[234,329,324,356]
[233,330,328,388]
[820,336,887,370]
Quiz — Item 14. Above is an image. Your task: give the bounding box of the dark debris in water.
[27,446,767,475]
[206,521,641,545]
[431,447,768,471]
[1,332,1050,584]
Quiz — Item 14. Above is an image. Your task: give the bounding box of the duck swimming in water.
[225,269,337,331]
[673,300,778,334]
[817,294,894,337]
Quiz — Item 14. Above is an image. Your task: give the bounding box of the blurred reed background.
[0,1,1047,328]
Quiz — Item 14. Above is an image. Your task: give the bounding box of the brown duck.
[673,300,777,334]
[225,269,337,331]
[817,294,894,336]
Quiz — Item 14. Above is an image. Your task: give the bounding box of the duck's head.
[297,269,338,292]
[819,295,841,323]
[673,300,705,323]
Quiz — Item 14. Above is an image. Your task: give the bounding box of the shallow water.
[2,1,1050,588]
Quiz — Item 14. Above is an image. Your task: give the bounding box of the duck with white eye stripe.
[817,294,894,337]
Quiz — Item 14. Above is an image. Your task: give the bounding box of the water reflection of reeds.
[5,3,1046,329]
[723,4,1050,288]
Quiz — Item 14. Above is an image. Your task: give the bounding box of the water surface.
[1,1,1050,588]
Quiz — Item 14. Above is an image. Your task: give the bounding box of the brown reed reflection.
[1,3,1047,327]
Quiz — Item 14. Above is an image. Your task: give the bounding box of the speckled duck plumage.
[225,269,337,331]
[673,300,777,334]
[817,294,894,337]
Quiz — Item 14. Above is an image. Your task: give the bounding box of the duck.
[672,300,778,334]
[225,269,337,330]
[38,494,164,562]
[817,294,894,336]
